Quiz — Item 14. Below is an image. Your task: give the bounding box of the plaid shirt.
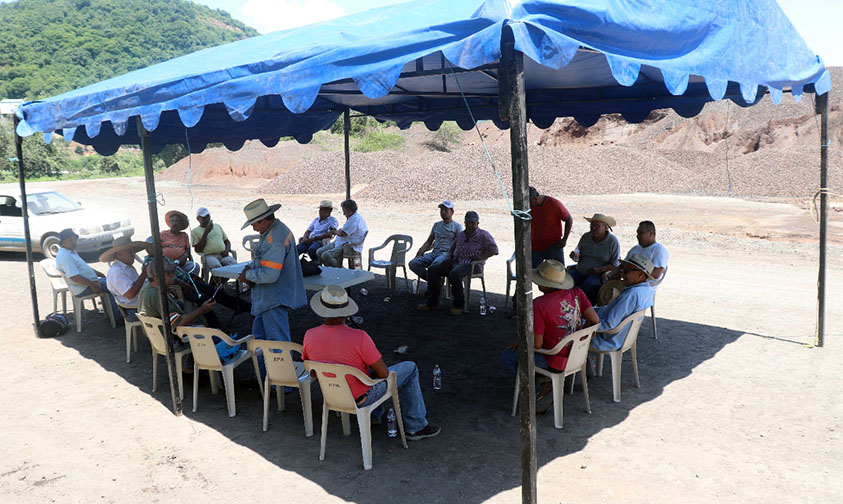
[450,228,498,271]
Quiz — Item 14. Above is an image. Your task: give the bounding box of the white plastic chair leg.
[126,325,133,363]
[650,304,658,339]
[101,294,116,328]
[319,401,330,461]
[300,382,314,437]
[610,352,622,403]
[341,412,351,436]
[175,355,185,400]
[278,384,286,412]
[262,376,271,431]
[74,297,83,333]
[391,388,408,448]
[193,363,200,412]
[152,351,158,392]
[581,366,591,415]
[597,353,605,377]
[61,292,67,314]
[402,266,410,292]
[52,291,58,313]
[222,366,237,417]
[357,412,374,470]
[209,370,219,395]
[551,374,565,429]
[511,372,520,417]
[631,343,640,388]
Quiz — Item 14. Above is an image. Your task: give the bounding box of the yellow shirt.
[190,223,229,255]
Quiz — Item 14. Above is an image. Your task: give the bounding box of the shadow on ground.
[53,272,748,503]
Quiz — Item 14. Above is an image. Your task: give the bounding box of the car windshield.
[25,191,82,215]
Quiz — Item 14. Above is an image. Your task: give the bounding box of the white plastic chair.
[304,361,408,470]
[40,258,69,314]
[242,234,261,260]
[367,234,413,294]
[342,231,368,269]
[461,259,487,313]
[511,325,598,429]
[248,340,314,437]
[505,253,516,313]
[649,267,667,339]
[591,309,648,403]
[176,326,252,417]
[117,303,142,363]
[136,314,192,400]
[58,271,116,333]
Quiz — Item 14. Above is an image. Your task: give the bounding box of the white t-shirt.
[431,220,463,254]
[626,242,669,287]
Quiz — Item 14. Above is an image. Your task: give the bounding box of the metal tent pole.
[12,116,41,338]
[500,27,537,504]
[344,108,351,200]
[815,92,828,348]
[137,118,183,415]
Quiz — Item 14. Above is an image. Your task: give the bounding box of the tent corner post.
[500,27,537,504]
[344,108,351,201]
[137,118,183,415]
[815,92,828,348]
[12,116,41,338]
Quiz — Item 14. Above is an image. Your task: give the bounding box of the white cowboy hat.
[310,285,359,318]
[319,200,334,209]
[241,198,281,229]
[98,236,149,263]
[619,253,655,280]
[531,259,574,290]
[584,213,617,228]
[596,279,624,306]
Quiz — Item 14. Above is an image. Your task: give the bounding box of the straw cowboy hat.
[319,200,334,209]
[596,279,624,306]
[584,213,616,228]
[241,198,281,229]
[310,284,359,318]
[531,259,574,290]
[99,236,149,263]
[620,253,655,280]
[164,210,189,231]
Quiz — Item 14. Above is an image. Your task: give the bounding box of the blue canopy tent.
[12,0,830,498]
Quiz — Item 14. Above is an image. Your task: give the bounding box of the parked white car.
[0,189,134,259]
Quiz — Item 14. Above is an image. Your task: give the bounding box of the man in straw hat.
[238,198,306,343]
[55,228,122,323]
[590,253,655,352]
[409,200,463,284]
[160,209,198,275]
[502,260,599,402]
[302,285,441,440]
[569,213,621,303]
[102,236,149,320]
[296,200,339,262]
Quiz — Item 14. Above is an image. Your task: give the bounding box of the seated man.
[138,260,217,351]
[590,254,655,351]
[317,199,368,267]
[502,260,599,402]
[417,211,498,316]
[409,200,462,283]
[191,207,237,270]
[160,210,198,275]
[102,237,149,320]
[606,220,669,287]
[54,228,122,322]
[297,200,339,262]
[302,285,440,440]
[569,213,620,303]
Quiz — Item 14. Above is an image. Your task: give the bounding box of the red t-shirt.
[302,324,382,399]
[533,287,592,370]
[160,230,190,261]
[530,196,571,251]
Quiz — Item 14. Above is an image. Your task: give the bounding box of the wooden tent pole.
[13,116,41,338]
[344,108,351,201]
[815,92,828,347]
[500,27,537,504]
[137,118,183,415]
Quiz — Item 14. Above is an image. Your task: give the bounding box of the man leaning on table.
[237,198,306,342]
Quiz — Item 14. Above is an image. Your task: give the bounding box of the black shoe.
[407,424,441,440]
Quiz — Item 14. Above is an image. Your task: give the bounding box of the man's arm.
[243,230,290,284]
[123,269,148,299]
[650,267,665,280]
[176,299,216,327]
[474,232,499,261]
[415,231,435,257]
[70,274,101,293]
[369,358,389,379]
[559,215,573,248]
[194,224,212,253]
[222,239,231,257]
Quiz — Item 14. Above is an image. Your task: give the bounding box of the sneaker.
[417,303,436,312]
[407,424,441,441]
[448,307,464,316]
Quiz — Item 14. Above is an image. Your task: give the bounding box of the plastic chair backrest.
[389,234,413,264]
[619,309,647,352]
[242,234,260,259]
[249,340,303,386]
[304,361,364,413]
[136,314,169,355]
[177,326,225,369]
[40,258,68,289]
[562,325,598,372]
[651,266,668,288]
[506,253,516,280]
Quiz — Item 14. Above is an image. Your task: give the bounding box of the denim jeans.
[567,267,602,304]
[358,361,428,434]
[80,278,123,323]
[501,347,549,376]
[296,241,323,262]
[252,306,291,380]
[408,252,449,282]
[531,246,566,268]
[426,262,472,309]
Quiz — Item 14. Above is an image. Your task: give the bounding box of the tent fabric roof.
[16,0,831,155]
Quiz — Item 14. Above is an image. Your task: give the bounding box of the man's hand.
[204,221,214,233]
[200,299,217,313]
[553,238,567,249]
[507,341,519,351]
[220,249,229,257]
[90,281,102,295]
[237,265,250,284]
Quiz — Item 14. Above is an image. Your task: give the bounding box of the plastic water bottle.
[359,288,368,296]
[412,279,419,294]
[479,296,487,315]
[386,409,397,437]
[432,365,442,390]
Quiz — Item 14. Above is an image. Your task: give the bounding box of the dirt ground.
[2,177,842,504]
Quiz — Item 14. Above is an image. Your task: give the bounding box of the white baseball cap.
[438,200,454,209]
[196,207,210,217]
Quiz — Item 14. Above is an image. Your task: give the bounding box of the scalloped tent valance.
[16,0,831,155]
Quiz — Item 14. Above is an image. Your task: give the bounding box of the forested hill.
[0,0,259,100]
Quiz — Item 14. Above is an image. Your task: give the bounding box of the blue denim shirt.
[592,282,654,351]
[245,219,306,315]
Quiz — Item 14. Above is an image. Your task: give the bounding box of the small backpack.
[39,312,69,338]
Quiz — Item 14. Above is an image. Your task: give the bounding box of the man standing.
[590,254,655,351]
[418,211,498,316]
[529,186,573,267]
[102,237,149,320]
[55,228,121,321]
[297,200,339,262]
[238,198,306,342]
[316,199,368,267]
[191,207,237,270]
[409,200,463,283]
[569,213,620,303]
[606,220,669,287]
[303,285,440,440]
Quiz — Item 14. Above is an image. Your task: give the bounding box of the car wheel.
[41,235,61,259]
